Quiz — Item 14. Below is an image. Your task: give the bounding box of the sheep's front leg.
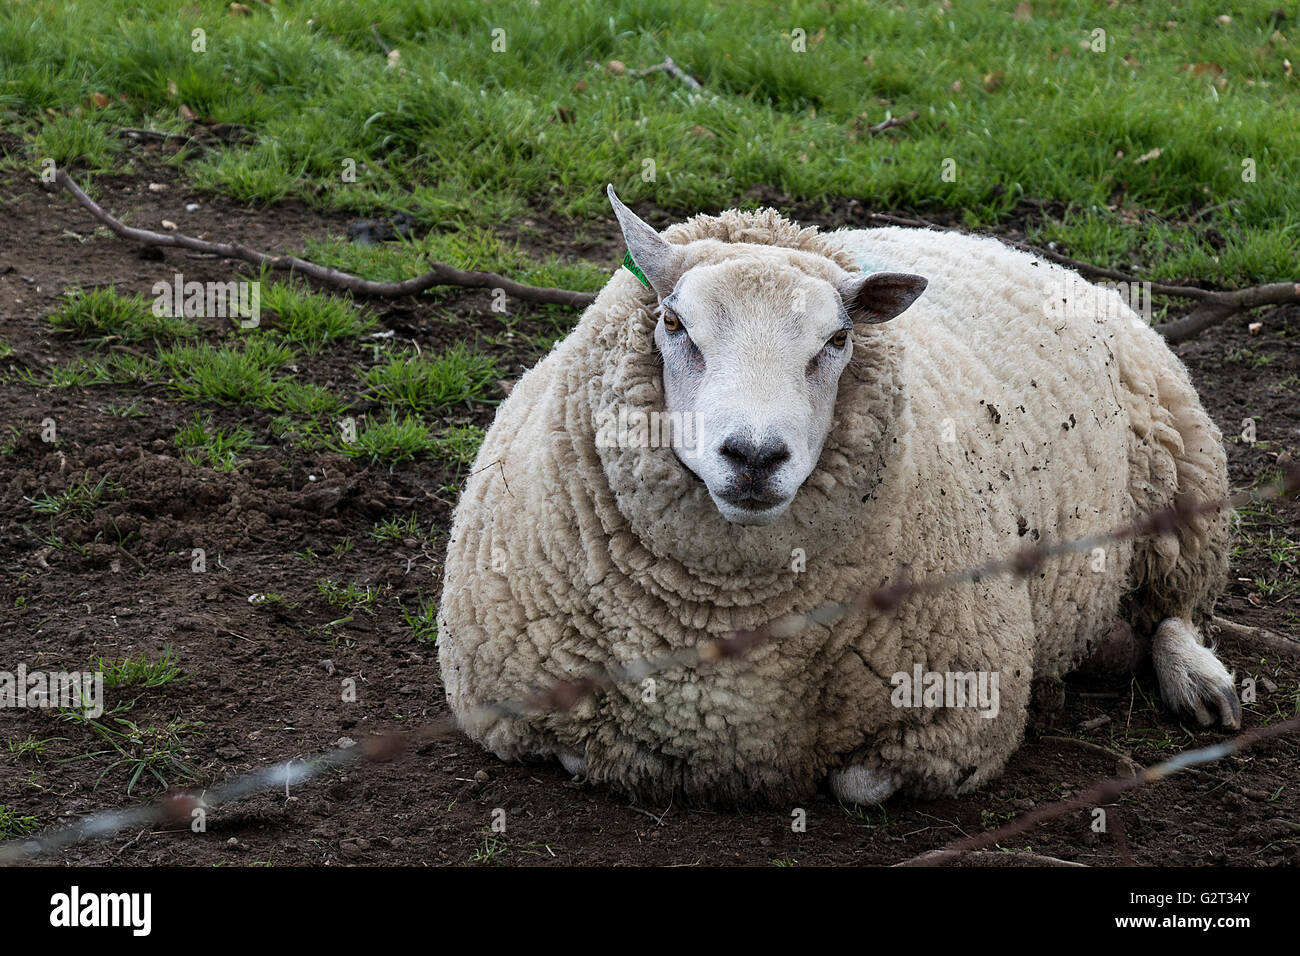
[1152,618,1240,729]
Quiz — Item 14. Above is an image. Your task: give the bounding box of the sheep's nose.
[719,435,791,478]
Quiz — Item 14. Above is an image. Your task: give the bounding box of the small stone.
[336,737,357,749]
[474,770,490,783]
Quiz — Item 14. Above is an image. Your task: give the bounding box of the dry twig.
[54,170,596,308]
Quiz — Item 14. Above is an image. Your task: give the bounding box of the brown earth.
[0,146,1297,867]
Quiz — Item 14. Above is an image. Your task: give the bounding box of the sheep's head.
[609,185,927,526]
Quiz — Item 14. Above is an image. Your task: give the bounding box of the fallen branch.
[1211,615,1300,659]
[894,713,1300,866]
[627,57,703,90]
[901,848,1087,867]
[868,109,919,135]
[54,170,597,308]
[1039,735,1142,769]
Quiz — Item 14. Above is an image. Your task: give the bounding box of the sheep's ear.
[838,272,928,325]
[607,184,683,299]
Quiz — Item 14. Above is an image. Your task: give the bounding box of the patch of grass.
[433,424,486,468]
[1223,347,1272,368]
[466,837,507,865]
[7,735,63,762]
[260,280,375,352]
[265,380,347,418]
[0,805,39,839]
[25,472,113,518]
[316,578,382,614]
[105,398,147,417]
[89,645,182,690]
[58,710,201,795]
[157,336,294,405]
[338,411,438,464]
[32,111,121,170]
[173,413,259,470]
[401,599,438,645]
[364,343,498,413]
[48,286,196,343]
[371,512,436,544]
[18,357,112,388]
[104,353,161,386]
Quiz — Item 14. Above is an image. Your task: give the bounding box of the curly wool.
[437,208,1228,806]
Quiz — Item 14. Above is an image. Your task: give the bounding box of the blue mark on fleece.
[851,250,891,275]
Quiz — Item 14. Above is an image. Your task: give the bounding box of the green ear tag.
[622,250,651,289]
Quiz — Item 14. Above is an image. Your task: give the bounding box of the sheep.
[436,186,1237,806]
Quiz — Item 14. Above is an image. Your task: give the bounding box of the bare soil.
[1,147,1297,867]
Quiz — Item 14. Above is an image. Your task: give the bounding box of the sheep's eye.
[662,308,683,333]
[828,329,850,349]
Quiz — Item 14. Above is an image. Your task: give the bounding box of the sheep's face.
[655,260,852,524]
[608,186,927,526]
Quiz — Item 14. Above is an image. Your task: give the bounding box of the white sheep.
[436,187,1236,806]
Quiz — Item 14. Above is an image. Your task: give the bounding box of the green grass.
[260,280,376,352]
[434,423,486,467]
[401,598,439,645]
[338,410,439,463]
[3,0,1297,286]
[7,735,63,762]
[174,412,259,470]
[24,472,113,518]
[48,286,196,342]
[316,578,382,613]
[156,335,294,405]
[372,512,436,543]
[364,343,498,412]
[58,711,200,795]
[89,646,182,690]
[0,806,39,839]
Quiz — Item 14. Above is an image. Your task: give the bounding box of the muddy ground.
[1,146,1297,867]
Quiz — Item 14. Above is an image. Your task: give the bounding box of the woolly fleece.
[437,208,1228,805]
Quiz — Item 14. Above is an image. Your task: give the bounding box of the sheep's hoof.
[828,765,900,805]
[556,748,586,777]
[1152,618,1241,730]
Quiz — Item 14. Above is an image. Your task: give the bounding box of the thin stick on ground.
[893,714,1300,867]
[627,57,703,90]
[1039,735,1142,768]
[53,170,597,308]
[868,110,919,135]
[1211,615,1300,659]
